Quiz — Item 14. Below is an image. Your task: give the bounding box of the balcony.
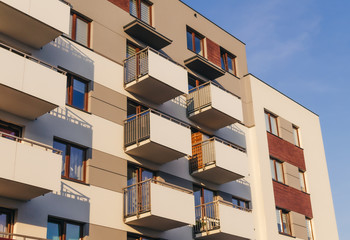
[187,82,243,130]
[194,201,254,240]
[0,42,66,120]
[124,179,195,231]
[0,232,48,240]
[124,47,188,104]
[0,131,62,201]
[189,138,248,184]
[124,109,192,164]
[184,55,225,80]
[124,19,172,50]
[0,0,70,48]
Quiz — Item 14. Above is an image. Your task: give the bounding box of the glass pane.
[194,35,202,55]
[69,146,84,180]
[270,159,276,180]
[306,218,313,240]
[0,213,8,233]
[47,221,61,240]
[227,56,233,73]
[265,113,270,132]
[232,198,239,206]
[75,18,88,46]
[193,187,201,206]
[129,0,137,17]
[271,116,278,135]
[203,189,214,204]
[127,44,137,58]
[72,79,86,110]
[141,170,153,181]
[221,54,225,70]
[299,171,306,192]
[276,209,282,232]
[127,167,137,186]
[282,212,291,234]
[293,127,299,146]
[66,223,81,240]
[53,141,67,177]
[276,162,284,183]
[69,14,73,38]
[140,1,150,24]
[187,31,193,51]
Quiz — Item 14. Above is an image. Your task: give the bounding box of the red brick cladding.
[206,38,221,67]
[273,181,313,218]
[267,132,306,171]
[108,0,129,12]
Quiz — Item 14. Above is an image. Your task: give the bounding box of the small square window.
[220,48,237,75]
[187,27,204,56]
[69,12,91,47]
[67,74,89,111]
[265,111,279,136]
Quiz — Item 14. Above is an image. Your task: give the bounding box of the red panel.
[206,38,221,67]
[108,0,129,12]
[267,132,306,171]
[273,181,313,218]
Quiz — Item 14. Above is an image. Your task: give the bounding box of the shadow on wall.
[49,107,92,130]
[60,182,90,202]
[215,124,246,149]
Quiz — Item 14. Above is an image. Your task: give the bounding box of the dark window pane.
[232,198,239,206]
[69,146,84,180]
[187,31,193,51]
[193,187,201,206]
[221,54,225,70]
[227,56,233,73]
[53,141,67,177]
[66,223,81,240]
[194,35,202,55]
[130,0,137,17]
[47,221,61,240]
[203,189,214,204]
[0,213,8,233]
[72,79,86,110]
[141,170,153,181]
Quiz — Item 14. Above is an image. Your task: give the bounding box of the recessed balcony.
[0,43,66,120]
[189,138,248,184]
[124,19,172,50]
[187,81,243,130]
[0,131,62,201]
[0,0,70,48]
[184,55,225,80]
[124,179,195,231]
[124,47,188,104]
[124,109,192,164]
[194,201,254,240]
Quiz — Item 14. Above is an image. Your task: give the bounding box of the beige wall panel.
[90,149,127,176]
[89,166,126,193]
[88,224,126,240]
[291,212,308,240]
[279,117,294,144]
[216,73,241,99]
[90,98,126,125]
[92,82,127,111]
[241,75,255,127]
[284,161,301,190]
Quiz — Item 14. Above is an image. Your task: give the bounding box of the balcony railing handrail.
[189,81,241,100]
[123,46,186,69]
[0,231,48,240]
[192,137,246,153]
[123,178,193,194]
[0,131,62,155]
[196,200,252,213]
[124,109,190,129]
[0,41,66,75]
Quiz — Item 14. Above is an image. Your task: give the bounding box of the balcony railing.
[0,232,48,240]
[189,137,245,173]
[194,200,251,234]
[123,178,192,218]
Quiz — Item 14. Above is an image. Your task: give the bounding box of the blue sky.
[181,0,349,239]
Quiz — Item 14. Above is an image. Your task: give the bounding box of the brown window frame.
[276,208,292,236]
[271,158,285,184]
[220,48,237,75]
[0,207,14,234]
[187,27,204,56]
[53,138,87,184]
[299,170,307,192]
[293,125,300,147]
[265,111,279,136]
[232,196,250,210]
[129,0,153,26]
[69,11,91,48]
[305,217,314,240]
[47,217,84,240]
[66,73,89,112]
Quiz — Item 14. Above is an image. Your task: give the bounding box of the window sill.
[66,104,92,115]
[278,232,295,238]
[62,176,90,186]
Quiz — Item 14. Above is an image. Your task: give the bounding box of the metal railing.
[123,178,192,218]
[186,81,241,116]
[189,137,246,173]
[0,131,62,155]
[124,109,190,148]
[0,42,66,75]
[0,232,48,240]
[124,47,186,85]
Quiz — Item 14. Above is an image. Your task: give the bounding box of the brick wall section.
[108,0,129,13]
[267,132,306,171]
[206,38,221,67]
[273,181,313,218]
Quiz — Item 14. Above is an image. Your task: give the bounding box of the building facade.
[0,0,338,240]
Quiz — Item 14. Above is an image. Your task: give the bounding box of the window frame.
[53,138,87,184]
[276,208,292,236]
[232,196,250,210]
[66,73,89,112]
[0,207,14,234]
[271,158,285,183]
[220,48,237,75]
[69,11,91,48]
[187,27,204,56]
[129,0,153,25]
[299,170,307,192]
[47,217,84,240]
[293,125,300,147]
[305,217,314,240]
[265,111,279,136]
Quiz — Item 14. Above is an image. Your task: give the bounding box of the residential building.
[0,0,338,240]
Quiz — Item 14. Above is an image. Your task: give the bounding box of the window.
[127,165,154,186]
[126,42,141,58]
[276,208,292,235]
[130,0,152,25]
[270,158,284,183]
[299,170,307,192]
[293,125,300,147]
[232,197,250,210]
[188,75,205,91]
[127,99,148,118]
[67,74,89,111]
[220,48,237,75]
[305,217,314,240]
[0,120,22,140]
[0,208,14,234]
[187,28,204,56]
[47,218,83,240]
[265,111,278,135]
[53,139,87,182]
[69,12,91,47]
